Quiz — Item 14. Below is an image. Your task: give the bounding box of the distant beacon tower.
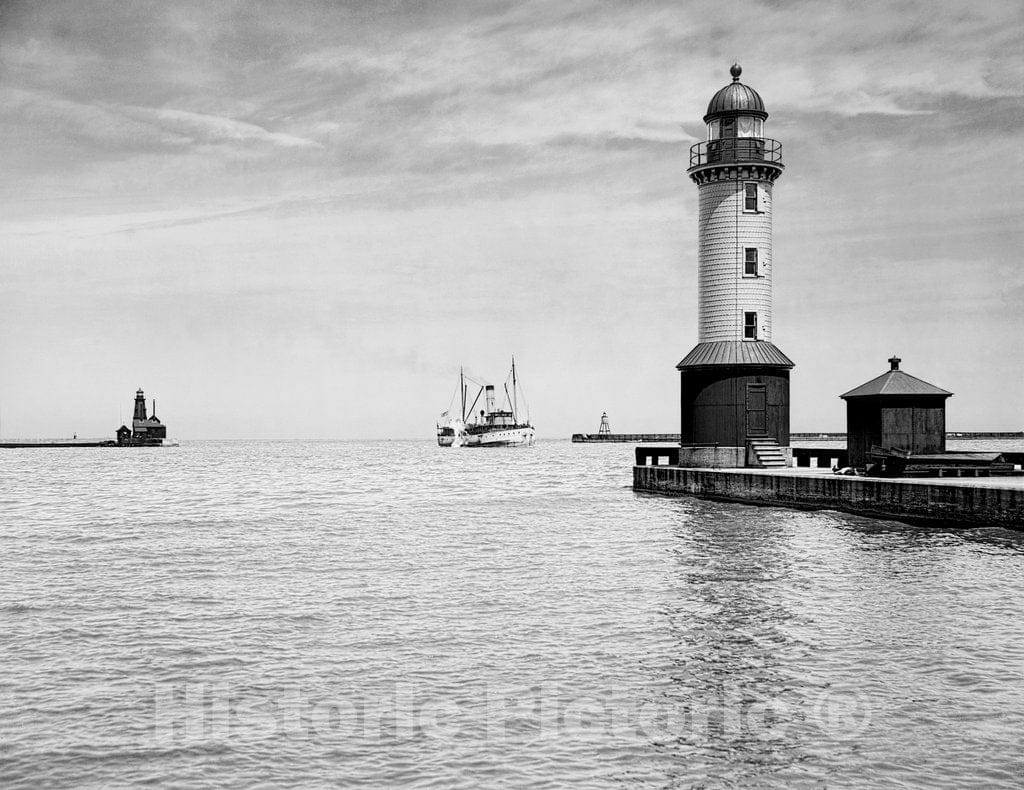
[677,65,795,468]
[128,388,167,445]
[598,412,611,435]
[133,388,148,422]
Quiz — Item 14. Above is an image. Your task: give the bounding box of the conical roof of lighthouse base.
[840,356,952,399]
[677,341,794,370]
[704,63,768,122]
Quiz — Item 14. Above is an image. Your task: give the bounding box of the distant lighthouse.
[122,387,168,446]
[676,65,794,468]
[133,388,148,422]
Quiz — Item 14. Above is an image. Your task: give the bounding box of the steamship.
[437,359,535,447]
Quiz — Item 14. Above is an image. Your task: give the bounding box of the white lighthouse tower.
[676,65,794,468]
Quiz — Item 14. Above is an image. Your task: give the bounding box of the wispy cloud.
[2,87,193,149]
[128,106,320,149]
[2,87,319,151]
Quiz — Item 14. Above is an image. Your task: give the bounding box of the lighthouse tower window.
[744,248,759,276]
[744,182,758,212]
[744,312,758,340]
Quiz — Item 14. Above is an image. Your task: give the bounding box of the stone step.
[749,438,787,469]
[752,442,788,469]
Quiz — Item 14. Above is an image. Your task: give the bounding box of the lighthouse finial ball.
[730,63,742,81]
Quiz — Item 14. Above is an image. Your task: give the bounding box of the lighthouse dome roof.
[704,64,768,122]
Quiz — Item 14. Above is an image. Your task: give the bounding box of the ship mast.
[460,367,466,422]
[511,356,518,424]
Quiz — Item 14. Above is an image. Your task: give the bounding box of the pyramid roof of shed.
[840,368,952,399]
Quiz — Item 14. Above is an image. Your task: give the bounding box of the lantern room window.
[709,116,763,140]
[737,117,762,137]
[744,312,758,340]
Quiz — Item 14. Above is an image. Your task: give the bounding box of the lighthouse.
[126,388,167,445]
[133,388,148,422]
[676,65,794,468]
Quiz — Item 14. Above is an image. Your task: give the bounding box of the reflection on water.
[653,502,812,786]
[1,440,1023,788]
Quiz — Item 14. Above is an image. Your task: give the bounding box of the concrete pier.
[633,464,1024,529]
[573,433,681,443]
[0,440,115,448]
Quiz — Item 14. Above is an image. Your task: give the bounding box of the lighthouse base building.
[676,64,793,469]
[677,342,793,468]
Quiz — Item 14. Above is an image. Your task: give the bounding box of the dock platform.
[634,461,1024,529]
[573,433,681,443]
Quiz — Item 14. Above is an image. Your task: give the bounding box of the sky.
[1,0,1022,439]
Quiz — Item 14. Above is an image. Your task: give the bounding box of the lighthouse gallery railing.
[689,137,782,168]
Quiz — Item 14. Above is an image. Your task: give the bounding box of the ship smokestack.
[485,385,496,414]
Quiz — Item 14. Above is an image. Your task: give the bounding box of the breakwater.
[0,440,115,448]
[790,431,1024,440]
[634,462,1024,529]
[577,431,1021,443]
[572,433,681,443]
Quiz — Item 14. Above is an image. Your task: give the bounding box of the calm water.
[2,440,1024,788]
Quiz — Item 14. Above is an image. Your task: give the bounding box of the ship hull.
[461,427,535,447]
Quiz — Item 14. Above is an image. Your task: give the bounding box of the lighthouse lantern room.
[677,65,794,469]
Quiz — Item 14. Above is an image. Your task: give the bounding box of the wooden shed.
[840,356,952,467]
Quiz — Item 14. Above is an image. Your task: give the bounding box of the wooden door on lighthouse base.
[745,384,768,436]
